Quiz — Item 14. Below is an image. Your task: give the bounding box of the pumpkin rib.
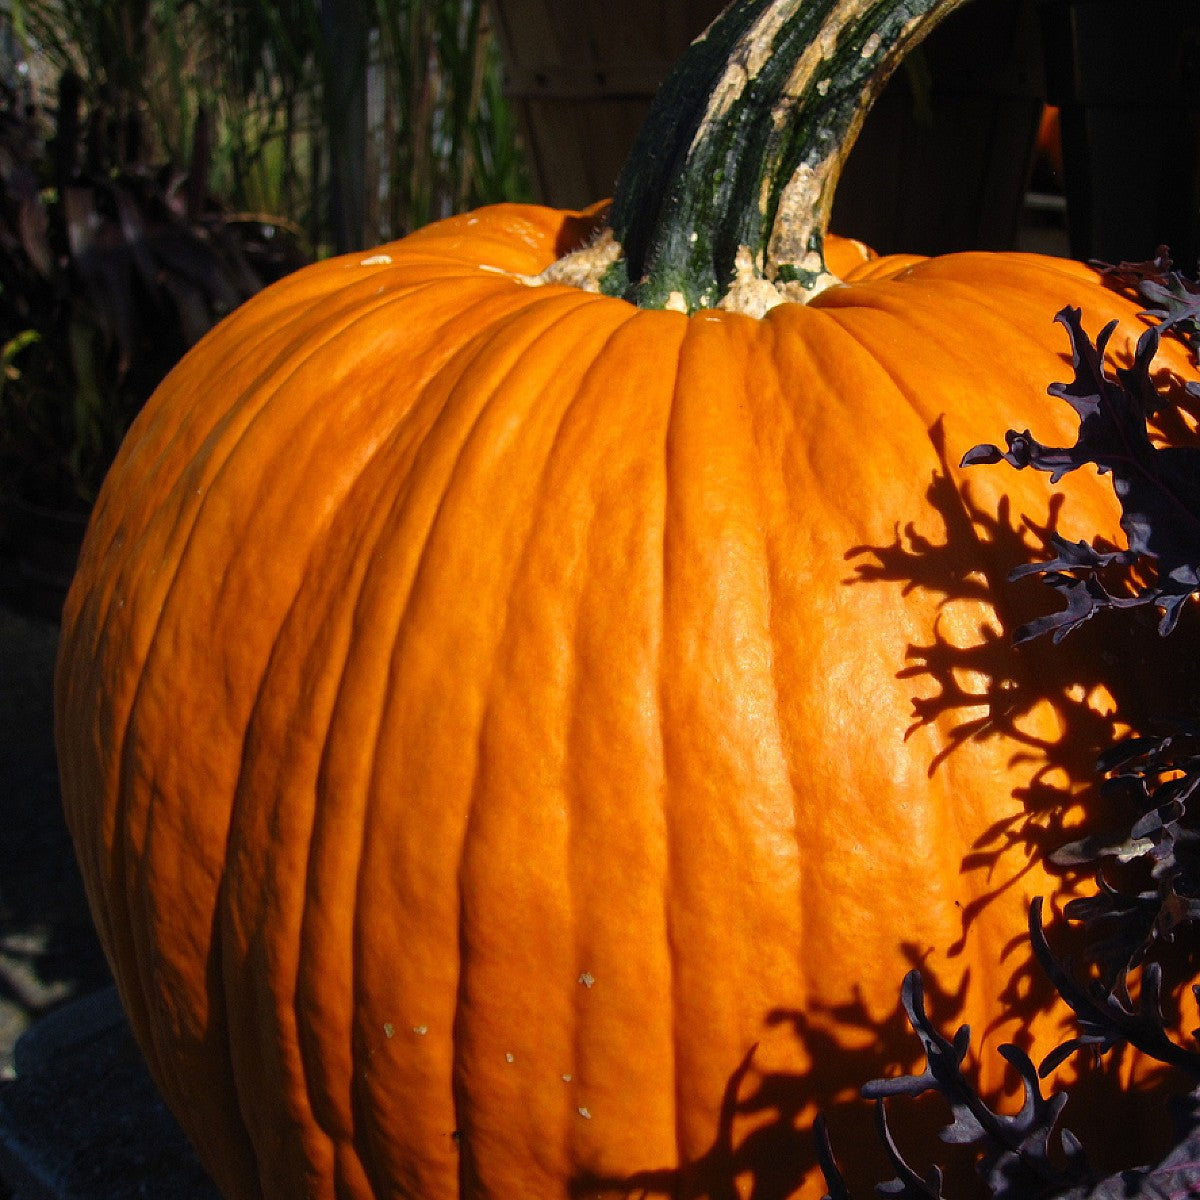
[661,328,690,1177]
[658,312,806,1168]
[652,373,685,1182]
[269,290,623,1197]
[761,302,976,1012]
[57,551,179,1158]
[544,306,688,1179]
[112,568,262,1191]
[546,307,682,1174]
[123,276,590,1198]
[326,290,647,1195]
[753,312,819,1036]
[236,607,353,1199]
[759,294,1078,1090]
[661,315,730,1176]
[440,296,649,1188]
[568,306,687,1177]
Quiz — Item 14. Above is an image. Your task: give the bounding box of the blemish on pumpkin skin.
[578,972,595,988]
[412,1025,428,1036]
[359,254,393,266]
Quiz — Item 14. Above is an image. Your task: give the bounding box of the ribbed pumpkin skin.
[56,203,1200,1200]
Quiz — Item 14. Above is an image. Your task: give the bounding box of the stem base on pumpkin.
[558,0,970,313]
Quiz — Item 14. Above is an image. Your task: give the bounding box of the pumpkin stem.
[595,0,968,313]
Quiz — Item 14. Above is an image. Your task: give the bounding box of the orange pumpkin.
[54,1,1200,1197]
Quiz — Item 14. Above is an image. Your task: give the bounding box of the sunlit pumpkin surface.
[56,203,1200,1199]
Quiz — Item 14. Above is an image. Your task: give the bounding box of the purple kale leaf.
[1096,246,1200,387]
[1098,1119,1200,1200]
[1046,724,1200,990]
[1028,897,1200,1081]
[816,971,1090,1200]
[819,280,1200,1200]
[1041,1103,1200,1200]
[1139,272,1200,347]
[962,307,1200,640]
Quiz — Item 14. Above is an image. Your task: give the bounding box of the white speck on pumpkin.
[383,1023,395,1039]
[360,254,393,266]
[413,1025,428,1036]
[562,1073,572,1082]
[505,1052,515,1063]
[578,972,595,988]
[578,1108,592,1119]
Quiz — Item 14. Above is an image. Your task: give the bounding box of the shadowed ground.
[0,598,217,1198]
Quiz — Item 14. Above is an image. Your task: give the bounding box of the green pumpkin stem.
[600,0,968,313]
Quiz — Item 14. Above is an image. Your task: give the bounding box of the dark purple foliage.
[819,268,1200,1199]
[961,309,1200,640]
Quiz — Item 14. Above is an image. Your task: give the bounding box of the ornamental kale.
[817,972,1090,1200]
[819,269,1200,1200]
[961,308,1200,640]
[957,288,1200,1011]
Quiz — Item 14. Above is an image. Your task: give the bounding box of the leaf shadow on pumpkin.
[568,962,1168,1200]
[570,414,1194,1200]
[567,947,1159,1200]
[847,415,1200,890]
[568,946,954,1200]
[844,415,1200,1011]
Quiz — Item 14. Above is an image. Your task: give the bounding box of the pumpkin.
[54,1,1200,1197]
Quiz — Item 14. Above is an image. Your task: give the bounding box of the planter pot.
[1040,0,1200,265]
[0,496,89,623]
